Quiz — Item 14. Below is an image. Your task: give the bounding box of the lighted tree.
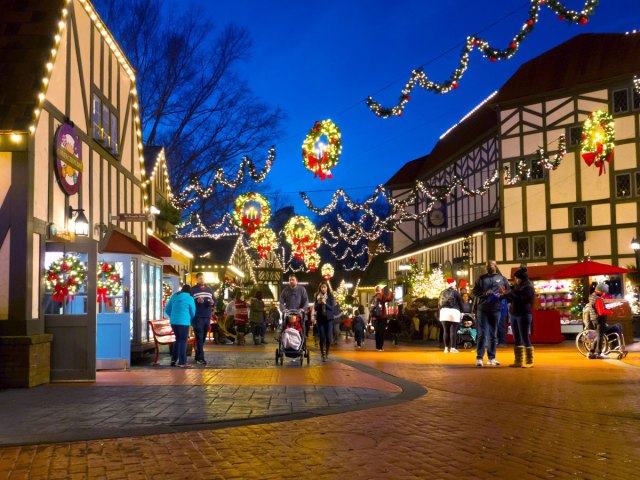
[424,268,446,299]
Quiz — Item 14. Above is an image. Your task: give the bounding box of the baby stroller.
[576,323,628,359]
[457,313,477,349]
[275,309,310,366]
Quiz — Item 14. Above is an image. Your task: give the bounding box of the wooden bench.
[148,319,195,365]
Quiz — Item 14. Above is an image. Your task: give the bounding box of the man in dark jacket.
[190,272,215,365]
[472,260,509,367]
[501,266,535,367]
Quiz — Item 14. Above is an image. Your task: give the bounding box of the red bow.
[582,142,612,176]
[101,263,111,273]
[97,287,112,306]
[241,215,262,235]
[307,152,333,180]
[52,283,69,303]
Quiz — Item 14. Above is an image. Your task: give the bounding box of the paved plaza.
[1,337,639,479]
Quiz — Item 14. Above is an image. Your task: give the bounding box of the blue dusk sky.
[184,0,638,211]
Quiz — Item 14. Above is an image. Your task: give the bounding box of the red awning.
[100,230,161,259]
[148,235,172,258]
[512,260,634,280]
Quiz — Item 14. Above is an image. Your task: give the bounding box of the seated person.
[285,312,303,333]
[458,313,477,342]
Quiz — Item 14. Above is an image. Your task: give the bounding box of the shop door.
[96,253,131,369]
[44,241,97,382]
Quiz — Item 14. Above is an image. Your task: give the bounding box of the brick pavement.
[0,340,638,479]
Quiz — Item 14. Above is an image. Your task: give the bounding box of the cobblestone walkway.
[0,340,638,479]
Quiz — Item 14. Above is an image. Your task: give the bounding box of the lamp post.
[631,237,640,270]
[68,206,89,237]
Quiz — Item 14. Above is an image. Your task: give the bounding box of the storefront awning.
[512,260,634,280]
[163,265,179,276]
[148,235,172,257]
[100,229,161,259]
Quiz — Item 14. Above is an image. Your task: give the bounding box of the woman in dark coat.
[501,267,535,368]
[313,281,335,361]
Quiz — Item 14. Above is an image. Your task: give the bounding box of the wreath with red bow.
[283,215,317,261]
[249,227,277,259]
[162,282,173,308]
[581,111,615,176]
[321,263,334,280]
[45,255,88,303]
[97,262,122,305]
[233,192,271,235]
[305,252,320,272]
[302,119,342,180]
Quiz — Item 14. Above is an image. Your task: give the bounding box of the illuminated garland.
[283,216,317,261]
[176,212,240,239]
[321,263,334,280]
[504,135,567,185]
[302,120,342,180]
[162,282,173,308]
[249,227,278,258]
[45,255,88,303]
[581,110,614,176]
[97,262,122,305]
[233,192,271,235]
[634,76,640,96]
[367,0,599,118]
[173,146,276,209]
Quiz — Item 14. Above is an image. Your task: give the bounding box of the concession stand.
[509,260,634,343]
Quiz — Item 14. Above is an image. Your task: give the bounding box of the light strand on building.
[367,0,600,118]
[504,135,567,185]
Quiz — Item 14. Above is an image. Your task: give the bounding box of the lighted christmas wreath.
[249,227,277,258]
[283,215,317,261]
[45,255,88,303]
[302,119,342,180]
[233,192,271,235]
[97,262,122,305]
[305,252,321,273]
[321,263,334,280]
[581,110,615,176]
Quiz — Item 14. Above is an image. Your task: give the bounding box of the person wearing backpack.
[439,278,463,353]
[586,282,614,359]
[500,267,535,367]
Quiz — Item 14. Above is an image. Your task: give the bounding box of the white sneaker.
[444,347,450,353]
[488,359,501,366]
[475,359,483,367]
[449,348,459,353]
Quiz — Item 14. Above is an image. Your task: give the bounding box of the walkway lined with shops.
[0,339,639,478]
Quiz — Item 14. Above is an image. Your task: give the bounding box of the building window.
[568,125,582,147]
[92,91,119,156]
[517,237,530,259]
[572,206,588,227]
[530,157,544,181]
[615,173,632,198]
[634,85,640,110]
[533,236,547,259]
[636,172,640,196]
[612,89,629,114]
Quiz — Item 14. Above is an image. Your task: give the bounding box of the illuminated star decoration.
[367,0,600,118]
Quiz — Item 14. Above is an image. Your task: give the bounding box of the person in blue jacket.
[164,284,196,368]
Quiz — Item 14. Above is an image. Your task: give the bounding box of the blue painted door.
[96,254,131,369]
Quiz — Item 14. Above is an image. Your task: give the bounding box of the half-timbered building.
[385,102,500,285]
[0,0,160,385]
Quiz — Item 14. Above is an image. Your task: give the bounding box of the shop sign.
[54,124,83,196]
[116,213,152,222]
[427,200,447,228]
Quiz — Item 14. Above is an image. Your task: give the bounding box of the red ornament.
[526,19,533,26]
[472,39,478,46]
[452,82,459,89]
[579,17,588,25]
[509,42,517,49]
[406,96,411,101]
[490,57,497,63]
[558,15,565,21]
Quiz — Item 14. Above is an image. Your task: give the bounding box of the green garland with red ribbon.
[232,192,271,235]
[302,119,342,180]
[97,262,122,305]
[581,110,614,176]
[45,255,88,303]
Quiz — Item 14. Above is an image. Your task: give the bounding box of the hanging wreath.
[305,252,321,273]
[45,255,88,303]
[302,119,342,180]
[284,215,317,261]
[97,262,122,305]
[162,282,173,308]
[233,192,271,235]
[581,110,615,176]
[249,227,278,258]
[321,263,334,280]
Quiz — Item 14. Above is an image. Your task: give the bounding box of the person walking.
[249,291,265,345]
[234,291,249,345]
[279,274,310,318]
[439,278,463,353]
[313,281,335,361]
[500,267,535,367]
[372,285,394,351]
[164,284,196,368]
[190,272,215,365]
[472,260,509,367]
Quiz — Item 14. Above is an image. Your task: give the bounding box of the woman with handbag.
[372,286,394,351]
[314,281,335,361]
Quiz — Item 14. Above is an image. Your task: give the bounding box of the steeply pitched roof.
[385,157,426,188]
[173,236,241,265]
[143,146,163,178]
[0,0,65,130]
[493,33,640,106]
